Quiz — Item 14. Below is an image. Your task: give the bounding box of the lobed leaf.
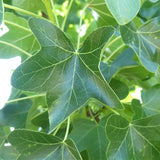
[106,114,160,159]
[11,18,123,131]
[120,17,160,72]
[8,129,82,160]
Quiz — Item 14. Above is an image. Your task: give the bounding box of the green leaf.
[0,12,40,59]
[142,85,160,115]
[11,18,123,131]
[12,0,46,15]
[8,129,82,160]
[109,79,129,100]
[0,0,4,25]
[0,95,32,128]
[105,0,141,25]
[69,117,108,160]
[100,48,137,82]
[0,146,19,160]
[120,17,160,72]
[88,0,117,26]
[106,114,160,159]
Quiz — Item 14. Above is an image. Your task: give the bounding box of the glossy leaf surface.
[12,18,122,131]
[105,0,140,25]
[8,129,82,160]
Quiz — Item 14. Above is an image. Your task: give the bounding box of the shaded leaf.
[109,79,129,100]
[0,12,40,59]
[101,48,137,82]
[0,146,19,160]
[8,129,82,160]
[105,0,140,25]
[11,18,123,131]
[120,17,160,72]
[106,114,160,160]
[0,96,32,128]
[69,117,108,160]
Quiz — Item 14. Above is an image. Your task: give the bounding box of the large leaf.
[0,0,3,25]
[105,0,141,25]
[69,117,108,160]
[11,18,123,131]
[120,17,160,72]
[0,96,32,128]
[142,85,160,115]
[8,129,82,160]
[0,12,40,59]
[106,114,160,159]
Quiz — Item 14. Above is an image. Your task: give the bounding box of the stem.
[50,0,59,27]
[43,0,54,23]
[76,4,88,51]
[107,36,121,48]
[53,124,61,136]
[3,4,42,18]
[63,117,70,142]
[89,107,98,125]
[61,0,74,31]
[6,93,45,104]
[106,43,125,62]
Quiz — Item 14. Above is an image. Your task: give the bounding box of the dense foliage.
[0,0,160,159]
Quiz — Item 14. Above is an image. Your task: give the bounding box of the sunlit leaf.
[105,0,141,25]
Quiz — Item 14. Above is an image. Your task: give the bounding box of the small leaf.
[120,17,160,72]
[0,0,4,26]
[69,117,108,160]
[11,18,123,131]
[106,114,160,159]
[105,0,141,25]
[8,129,82,160]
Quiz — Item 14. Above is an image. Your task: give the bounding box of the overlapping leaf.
[0,96,32,128]
[11,18,122,131]
[0,0,3,26]
[8,129,82,160]
[142,85,160,115]
[0,12,40,59]
[106,114,160,159]
[120,17,160,72]
[105,0,141,25]
[69,117,108,160]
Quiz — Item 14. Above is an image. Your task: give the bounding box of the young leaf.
[120,17,160,72]
[69,117,108,160]
[0,12,40,59]
[0,0,3,26]
[11,18,123,131]
[105,0,141,25]
[106,114,160,159]
[8,129,82,160]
